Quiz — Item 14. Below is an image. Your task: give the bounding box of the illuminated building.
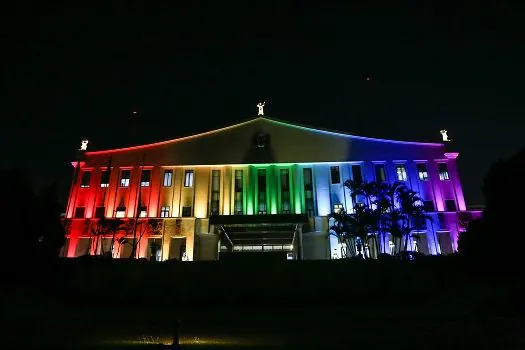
[62,117,481,260]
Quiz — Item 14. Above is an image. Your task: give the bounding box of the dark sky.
[2,2,524,206]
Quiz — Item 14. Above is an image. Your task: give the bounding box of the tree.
[384,208,409,256]
[396,187,431,255]
[329,180,430,259]
[115,236,130,258]
[329,205,376,259]
[128,219,163,259]
[90,217,126,257]
[458,148,525,263]
[0,169,66,266]
[329,210,350,259]
[457,218,490,260]
[348,206,377,258]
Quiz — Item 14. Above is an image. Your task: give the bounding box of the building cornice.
[444,152,460,159]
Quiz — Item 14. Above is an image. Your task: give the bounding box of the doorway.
[169,237,187,261]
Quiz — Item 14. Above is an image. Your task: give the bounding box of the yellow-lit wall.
[194,168,209,218]
[222,166,231,215]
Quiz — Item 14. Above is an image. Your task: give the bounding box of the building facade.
[62,117,481,261]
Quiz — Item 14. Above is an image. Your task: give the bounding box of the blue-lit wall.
[307,155,478,257]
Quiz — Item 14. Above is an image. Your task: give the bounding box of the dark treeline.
[0,168,65,284]
[458,148,525,269]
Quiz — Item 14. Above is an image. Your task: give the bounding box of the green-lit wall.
[238,164,308,216]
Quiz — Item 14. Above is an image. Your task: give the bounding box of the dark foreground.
[3,257,525,349]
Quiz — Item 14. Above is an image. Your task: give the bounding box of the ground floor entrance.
[219,251,290,262]
[210,214,309,261]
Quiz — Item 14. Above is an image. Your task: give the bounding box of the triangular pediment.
[84,117,444,166]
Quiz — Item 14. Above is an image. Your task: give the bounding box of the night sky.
[3,2,524,206]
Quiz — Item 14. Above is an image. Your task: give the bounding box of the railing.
[218,226,233,252]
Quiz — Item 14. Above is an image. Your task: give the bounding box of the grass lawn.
[3,259,525,349]
[4,284,524,350]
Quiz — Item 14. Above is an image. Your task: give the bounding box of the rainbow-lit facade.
[63,117,481,260]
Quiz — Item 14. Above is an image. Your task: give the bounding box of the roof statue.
[257,101,265,116]
[440,130,450,142]
[79,139,89,151]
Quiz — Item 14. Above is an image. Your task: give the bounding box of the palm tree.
[370,184,391,254]
[329,205,376,259]
[344,180,365,204]
[384,209,410,256]
[106,218,127,257]
[331,180,429,259]
[396,187,432,255]
[344,180,382,257]
[347,205,377,258]
[329,210,350,259]
[409,206,430,254]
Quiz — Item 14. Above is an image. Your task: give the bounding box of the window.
[100,169,110,187]
[280,169,290,214]
[140,170,151,187]
[351,165,362,184]
[160,206,170,218]
[184,170,194,187]
[257,169,267,214]
[437,213,447,229]
[74,207,85,218]
[138,206,147,218]
[210,170,220,215]
[234,170,243,215]
[354,202,365,210]
[412,217,427,230]
[182,206,192,217]
[115,207,126,218]
[80,171,91,188]
[304,168,315,216]
[438,163,450,180]
[95,207,105,218]
[330,166,340,184]
[395,164,408,181]
[417,163,428,181]
[423,200,435,212]
[163,170,173,187]
[374,164,387,183]
[120,170,131,187]
[445,199,457,212]
[333,204,343,214]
